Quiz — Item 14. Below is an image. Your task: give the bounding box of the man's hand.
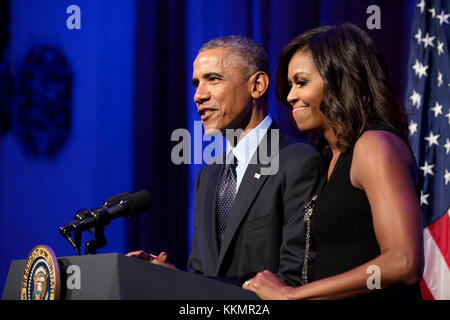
[126,250,177,270]
[151,251,177,269]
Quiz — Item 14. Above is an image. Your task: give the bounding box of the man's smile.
[198,106,219,121]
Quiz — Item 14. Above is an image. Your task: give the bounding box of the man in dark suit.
[128,36,325,287]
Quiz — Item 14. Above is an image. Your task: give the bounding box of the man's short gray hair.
[199,35,270,79]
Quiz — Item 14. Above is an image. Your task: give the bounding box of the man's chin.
[204,127,223,136]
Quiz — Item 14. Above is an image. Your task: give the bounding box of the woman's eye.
[289,80,307,87]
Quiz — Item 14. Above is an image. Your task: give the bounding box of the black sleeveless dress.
[310,122,422,299]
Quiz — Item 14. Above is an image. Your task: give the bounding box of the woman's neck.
[323,127,340,158]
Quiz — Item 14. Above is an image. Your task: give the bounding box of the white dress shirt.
[226,115,273,192]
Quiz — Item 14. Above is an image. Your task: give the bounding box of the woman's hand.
[242,270,293,300]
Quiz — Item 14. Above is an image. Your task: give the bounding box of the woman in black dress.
[243,23,423,299]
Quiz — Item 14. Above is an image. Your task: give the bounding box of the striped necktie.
[215,152,237,250]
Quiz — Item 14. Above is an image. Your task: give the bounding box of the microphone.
[58,191,151,253]
[79,190,151,231]
[72,192,130,223]
[62,190,151,233]
[104,192,130,208]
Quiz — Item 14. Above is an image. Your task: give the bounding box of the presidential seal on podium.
[20,245,60,300]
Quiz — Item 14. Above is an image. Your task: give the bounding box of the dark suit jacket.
[188,122,325,286]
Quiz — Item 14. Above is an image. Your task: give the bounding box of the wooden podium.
[2,253,258,300]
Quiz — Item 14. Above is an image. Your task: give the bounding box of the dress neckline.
[327,152,342,183]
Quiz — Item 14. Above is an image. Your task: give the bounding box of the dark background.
[0,0,414,293]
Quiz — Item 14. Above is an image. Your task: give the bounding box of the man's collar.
[226,115,273,165]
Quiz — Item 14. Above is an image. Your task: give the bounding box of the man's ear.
[249,71,269,99]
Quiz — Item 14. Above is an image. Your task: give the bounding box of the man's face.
[192,48,253,135]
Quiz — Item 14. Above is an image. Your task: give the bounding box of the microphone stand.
[59,208,108,255]
[85,227,107,255]
[58,190,151,255]
[59,225,80,255]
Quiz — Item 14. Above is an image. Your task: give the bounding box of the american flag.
[405,0,450,300]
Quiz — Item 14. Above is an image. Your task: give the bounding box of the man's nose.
[194,83,210,104]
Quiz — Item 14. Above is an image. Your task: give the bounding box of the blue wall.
[0,0,135,291]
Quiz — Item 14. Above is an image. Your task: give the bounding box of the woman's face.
[286,49,328,134]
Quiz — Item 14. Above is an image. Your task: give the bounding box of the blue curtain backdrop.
[0,0,136,291]
[0,0,414,292]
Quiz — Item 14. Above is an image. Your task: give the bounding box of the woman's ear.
[249,71,269,99]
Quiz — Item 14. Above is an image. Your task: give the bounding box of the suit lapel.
[216,123,280,274]
[203,162,223,267]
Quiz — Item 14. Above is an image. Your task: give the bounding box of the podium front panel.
[2,253,258,300]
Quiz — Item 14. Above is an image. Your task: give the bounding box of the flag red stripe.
[420,278,435,300]
[426,211,450,270]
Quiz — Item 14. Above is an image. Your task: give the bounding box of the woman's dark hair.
[275,23,408,153]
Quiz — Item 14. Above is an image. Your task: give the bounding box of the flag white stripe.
[422,227,450,299]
